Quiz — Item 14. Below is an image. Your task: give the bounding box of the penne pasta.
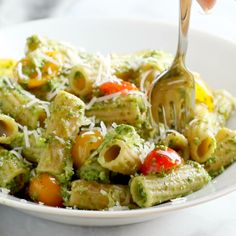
[67,179,131,210]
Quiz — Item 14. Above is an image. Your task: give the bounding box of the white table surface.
[0,0,236,235]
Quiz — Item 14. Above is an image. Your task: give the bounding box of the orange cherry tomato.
[140,148,182,175]
[99,81,138,95]
[28,173,63,207]
[72,130,103,168]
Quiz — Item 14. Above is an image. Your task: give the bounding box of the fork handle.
[176,0,192,62]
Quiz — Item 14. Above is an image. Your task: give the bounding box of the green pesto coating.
[0,148,31,193]
[45,90,86,139]
[86,93,147,128]
[205,128,236,177]
[130,161,211,208]
[11,132,47,163]
[97,124,144,175]
[67,179,131,210]
[36,136,73,184]
[0,77,47,129]
[97,124,144,155]
[37,91,87,184]
[78,155,110,184]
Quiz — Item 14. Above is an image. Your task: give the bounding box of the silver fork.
[148,0,195,134]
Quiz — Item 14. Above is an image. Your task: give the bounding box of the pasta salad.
[0,35,235,210]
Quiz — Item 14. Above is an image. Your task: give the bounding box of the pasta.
[205,128,236,177]
[97,125,144,175]
[86,92,148,128]
[161,130,189,160]
[37,91,87,183]
[0,147,30,193]
[130,161,210,208]
[0,35,235,210]
[67,179,132,210]
[0,114,19,144]
[0,77,48,129]
[78,155,110,184]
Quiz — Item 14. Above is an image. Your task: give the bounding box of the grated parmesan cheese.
[100,121,107,136]
[100,189,107,196]
[23,126,30,148]
[2,77,14,89]
[46,79,67,101]
[17,123,24,131]
[23,100,38,108]
[10,150,23,159]
[37,51,59,65]
[111,122,118,129]
[85,91,123,110]
[138,141,155,163]
[17,62,28,80]
[54,135,66,144]
[35,67,42,80]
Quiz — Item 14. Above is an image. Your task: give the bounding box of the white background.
[0,0,236,235]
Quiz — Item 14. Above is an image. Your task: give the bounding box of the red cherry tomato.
[99,81,138,95]
[140,148,182,175]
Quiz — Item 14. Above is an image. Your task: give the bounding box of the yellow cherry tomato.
[194,73,214,112]
[72,130,103,168]
[29,173,63,207]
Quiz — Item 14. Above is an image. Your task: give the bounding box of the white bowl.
[0,18,236,227]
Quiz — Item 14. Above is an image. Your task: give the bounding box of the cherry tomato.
[140,148,182,175]
[99,81,138,95]
[28,173,63,207]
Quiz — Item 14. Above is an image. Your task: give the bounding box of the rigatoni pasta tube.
[69,64,96,98]
[11,132,47,163]
[98,124,144,175]
[0,114,18,144]
[36,137,73,183]
[186,118,216,163]
[0,77,48,129]
[67,180,131,210]
[205,128,236,177]
[45,90,86,139]
[162,131,189,161]
[0,148,30,193]
[130,161,210,208]
[37,91,87,183]
[86,93,148,128]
